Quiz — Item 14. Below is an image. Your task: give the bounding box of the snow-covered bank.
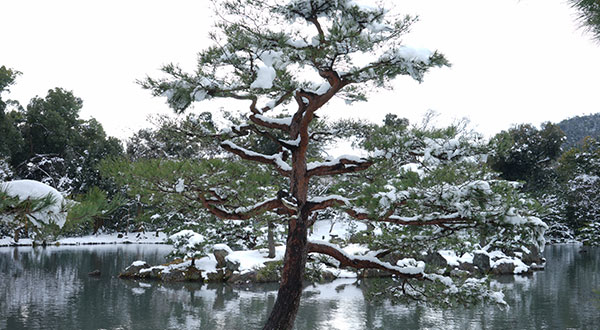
[0,231,168,247]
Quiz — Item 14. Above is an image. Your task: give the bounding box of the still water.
[0,244,598,330]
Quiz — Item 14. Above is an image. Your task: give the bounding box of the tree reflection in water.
[0,244,598,330]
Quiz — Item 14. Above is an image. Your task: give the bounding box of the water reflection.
[0,244,598,330]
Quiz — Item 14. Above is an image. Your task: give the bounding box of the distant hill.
[557,113,600,149]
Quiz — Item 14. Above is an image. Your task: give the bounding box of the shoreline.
[0,231,169,247]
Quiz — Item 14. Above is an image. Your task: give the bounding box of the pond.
[0,244,598,330]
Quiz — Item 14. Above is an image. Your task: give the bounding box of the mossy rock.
[160,266,203,282]
[119,262,150,278]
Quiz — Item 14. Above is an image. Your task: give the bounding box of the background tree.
[0,66,24,170]
[556,137,600,244]
[8,87,123,194]
[141,1,543,329]
[126,112,221,160]
[488,123,565,193]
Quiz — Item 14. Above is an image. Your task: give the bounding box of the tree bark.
[262,207,309,330]
[262,75,337,329]
[267,219,276,259]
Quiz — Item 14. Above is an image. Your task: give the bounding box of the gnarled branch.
[199,196,293,220]
[307,240,424,279]
[306,157,373,177]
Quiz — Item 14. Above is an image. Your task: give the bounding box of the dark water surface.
[0,244,598,330]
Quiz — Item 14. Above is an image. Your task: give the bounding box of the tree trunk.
[262,207,309,330]
[267,219,276,259]
[263,90,313,329]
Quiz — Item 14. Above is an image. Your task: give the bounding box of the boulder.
[160,266,203,282]
[458,261,475,273]
[213,249,230,269]
[320,270,337,282]
[521,245,544,265]
[423,251,449,268]
[140,267,163,279]
[119,261,150,278]
[160,270,185,282]
[492,261,515,275]
[206,270,225,282]
[227,271,258,284]
[225,257,241,273]
[473,252,491,273]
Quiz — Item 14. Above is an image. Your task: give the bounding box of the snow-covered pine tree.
[558,137,600,244]
[141,1,544,329]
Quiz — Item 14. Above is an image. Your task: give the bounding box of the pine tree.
[141,1,544,329]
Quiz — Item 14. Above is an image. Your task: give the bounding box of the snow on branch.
[344,207,470,227]
[232,123,299,151]
[306,155,372,177]
[221,140,292,176]
[307,240,424,278]
[307,195,350,213]
[250,114,293,132]
[342,47,447,84]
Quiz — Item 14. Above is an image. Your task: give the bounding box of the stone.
[492,261,515,275]
[423,251,448,268]
[160,266,203,282]
[320,270,337,282]
[183,267,203,281]
[206,270,225,282]
[227,271,257,284]
[450,269,470,277]
[88,269,101,277]
[530,263,545,271]
[521,245,544,265]
[225,257,240,272]
[213,249,230,269]
[140,267,162,279]
[119,262,150,278]
[458,261,475,273]
[473,252,491,273]
[160,270,186,282]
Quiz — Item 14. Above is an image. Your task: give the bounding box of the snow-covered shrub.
[579,222,600,246]
[168,230,208,265]
[0,179,70,241]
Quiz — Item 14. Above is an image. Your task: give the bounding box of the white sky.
[1,0,599,140]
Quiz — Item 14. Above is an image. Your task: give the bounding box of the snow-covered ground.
[0,231,168,247]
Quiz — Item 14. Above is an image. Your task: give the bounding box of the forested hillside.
[557,113,600,148]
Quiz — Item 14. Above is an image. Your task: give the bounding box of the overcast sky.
[2,0,599,140]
